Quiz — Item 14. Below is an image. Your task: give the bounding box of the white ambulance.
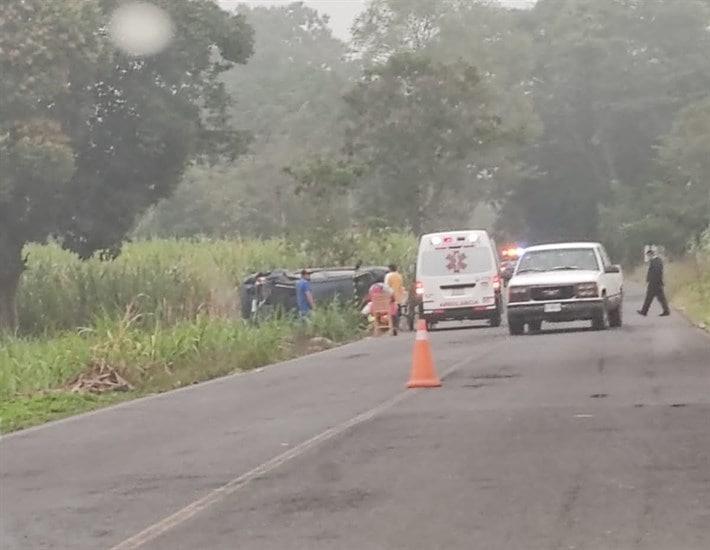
[415,230,503,330]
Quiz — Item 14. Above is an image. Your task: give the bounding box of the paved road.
[2,290,709,549]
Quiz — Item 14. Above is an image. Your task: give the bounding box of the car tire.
[528,320,542,333]
[592,301,609,331]
[609,302,623,328]
[508,318,524,335]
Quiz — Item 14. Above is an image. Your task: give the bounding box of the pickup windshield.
[517,249,600,274]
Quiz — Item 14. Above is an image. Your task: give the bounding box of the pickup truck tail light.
[575,282,599,298]
[415,281,424,297]
[508,286,530,303]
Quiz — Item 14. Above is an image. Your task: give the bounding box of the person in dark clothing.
[638,249,670,316]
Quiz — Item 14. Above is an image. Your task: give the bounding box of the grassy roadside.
[0,304,364,433]
[666,259,710,330]
[2,233,417,433]
[0,393,135,434]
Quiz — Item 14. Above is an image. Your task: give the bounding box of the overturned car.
[240,266,389,320]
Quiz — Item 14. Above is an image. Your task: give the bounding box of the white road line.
[108,349,494,550]
[109,391,411,550]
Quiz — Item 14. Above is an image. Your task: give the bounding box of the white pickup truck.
[506,242,623,335]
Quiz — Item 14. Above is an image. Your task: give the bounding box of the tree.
[352,0,539,235]
[344,52,536,234]
[353,0,534,87]
[282,155,367,264]
[139,3,354,238]
[502,0,710,243]
[283,155,361,230]
[598,96,710,261]
[351,0,452,63]
[655,98,710,247]
[0,0,253,330]
[145,0,537,239]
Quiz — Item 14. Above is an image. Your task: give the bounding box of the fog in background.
[218,0,537,39]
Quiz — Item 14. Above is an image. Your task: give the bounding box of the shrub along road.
[1,289,709,549]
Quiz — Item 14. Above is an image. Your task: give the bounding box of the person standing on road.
[638,249,670,317]
[384,264,406,333]
[296,269,315,318]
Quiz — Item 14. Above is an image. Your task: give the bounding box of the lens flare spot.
[109,2,174,57]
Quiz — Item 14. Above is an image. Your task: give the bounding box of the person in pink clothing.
[364,282,398,334]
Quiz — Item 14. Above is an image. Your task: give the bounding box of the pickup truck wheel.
[609,302,623,328]
[592,302,609,331]
[528,320,542,333]
[508,318,524,335]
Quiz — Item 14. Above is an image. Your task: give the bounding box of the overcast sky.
[218,1,536,41]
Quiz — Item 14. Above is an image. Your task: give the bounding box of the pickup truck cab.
[506,242,623,335]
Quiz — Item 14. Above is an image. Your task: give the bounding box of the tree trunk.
[0,243,24,334]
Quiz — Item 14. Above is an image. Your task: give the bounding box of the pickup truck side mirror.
[604,264,621,274]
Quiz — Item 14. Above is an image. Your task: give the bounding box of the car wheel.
[528,320,542,333]
[592,302,609,331]
[508,318,524,335]
[426,320,436,332]
[609,301,623,328]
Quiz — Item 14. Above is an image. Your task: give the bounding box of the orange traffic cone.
[407,319,442,388]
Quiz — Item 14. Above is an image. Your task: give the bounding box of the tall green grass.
[667,255,710,328]
[0,305,365,403]
[18,233,417,335]
[0,332,91,400]
[0,304,366,431]
[18,239,305,334]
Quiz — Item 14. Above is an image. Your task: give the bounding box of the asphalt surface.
[1,289,709,549]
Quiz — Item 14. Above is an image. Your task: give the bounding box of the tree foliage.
[344,51,536,233]
[501,0,710,245]
[352,0,451,63]
[283,155,360,233]
[139,3,353,238]
[128,0,710,264]
[650,98,710,250]
[0,0,253,329]
[350,0,539,234]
